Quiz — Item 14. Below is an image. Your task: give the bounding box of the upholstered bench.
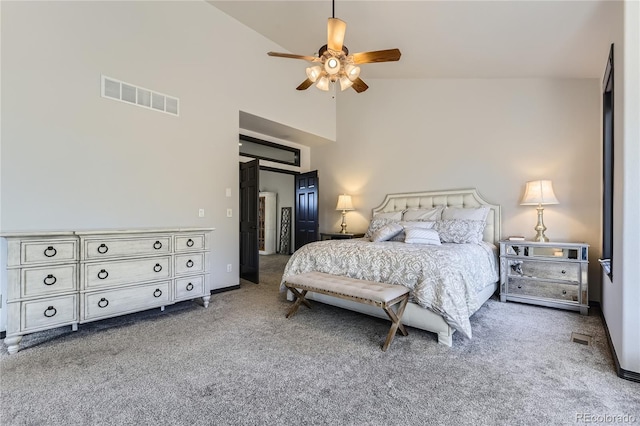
[283,272,410,351]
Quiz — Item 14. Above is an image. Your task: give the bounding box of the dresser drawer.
[20,264,77,298]
[83,256,171,289]
[20,295,78,332]
[82,281,171,321]
[174,253,205,275]
[174,275,206,301]
[508,277,579,302]
[175,234,206,252]
[20,239,78,265]
[508,260,579,282]
[82,236,171,260]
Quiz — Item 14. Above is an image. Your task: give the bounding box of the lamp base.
[339,211,348,233]
[533,205,550,242]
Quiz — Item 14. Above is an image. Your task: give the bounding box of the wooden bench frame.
[284,274,410,351]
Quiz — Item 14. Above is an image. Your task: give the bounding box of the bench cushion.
[285,272,409,304]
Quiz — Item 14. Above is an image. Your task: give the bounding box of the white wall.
[313,78,602,298]
[260,170,295,254]
[602,0,640,377]
[0,1,335,290]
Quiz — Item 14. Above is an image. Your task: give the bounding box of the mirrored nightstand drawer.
[507,260,579,282]
[508,277,579,303]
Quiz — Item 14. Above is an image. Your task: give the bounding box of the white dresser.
[1,228,213,354]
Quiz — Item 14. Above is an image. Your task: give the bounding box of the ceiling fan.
[267,0,401,93]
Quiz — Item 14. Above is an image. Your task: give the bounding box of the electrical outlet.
[226,208,233,218]
[225,188,232,197]
[198,208,205,217]
[226,264,232,272]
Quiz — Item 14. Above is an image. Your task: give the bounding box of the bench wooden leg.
[381,295,409,351]
[286,288,311,318]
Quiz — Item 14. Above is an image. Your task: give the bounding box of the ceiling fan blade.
[351,77,369,93]
[351,48,402,64]
[267,52,318,62]
[296,79,314,91]
[327,18,347,52]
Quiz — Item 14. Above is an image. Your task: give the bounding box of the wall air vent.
[101,75,179,116]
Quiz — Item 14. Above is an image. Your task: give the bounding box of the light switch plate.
[226,208,233,217]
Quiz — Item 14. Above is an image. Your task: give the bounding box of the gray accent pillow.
[434,219,486,244]
[370,223,404,242]
[364,217,401,239]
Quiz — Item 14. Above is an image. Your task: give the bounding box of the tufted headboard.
[371,188,502,245]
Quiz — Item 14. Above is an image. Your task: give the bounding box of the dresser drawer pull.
[97,243,109,254]
[97,269,109,280]
[44,246,57,258]
[186,260,194,268]
[562,290,567,295]
[98,298,109,308]
[153,264,162,273]
[44,306,57,317]
[43,274,57,286]
[186,238,194,247]
[561,270,566,275]
[153,289,163,298]
[186,283,194,291]
[153,241,162,250]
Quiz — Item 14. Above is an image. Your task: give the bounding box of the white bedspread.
[281,239,499,338]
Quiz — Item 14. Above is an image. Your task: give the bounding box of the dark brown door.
[240,159,259,283]
[295,170,319,251]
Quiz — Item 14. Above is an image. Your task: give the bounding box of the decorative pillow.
[441,206,490,221]
[364,217,401,239]
[370,223,404,242]
[389,221,436,242]
[402,207,443,222]
[404,227,441,245]
[434,219,486,244]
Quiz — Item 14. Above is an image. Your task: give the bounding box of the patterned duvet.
[280,239,499,338]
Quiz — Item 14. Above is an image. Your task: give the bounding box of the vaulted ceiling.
[210,0,618,80]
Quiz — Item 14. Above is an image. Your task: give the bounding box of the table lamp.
[336,194,354,234]
[520,180,559,242]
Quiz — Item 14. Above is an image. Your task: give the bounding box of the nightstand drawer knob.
[562,290,567,295]
[561,270,566,274]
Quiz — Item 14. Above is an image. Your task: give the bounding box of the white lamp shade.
[316,76,330,91]
[344,63,361,81]
[521,180,560,205]
[339,75,354,91]
[336,194,354,211]
[306,66,322,83]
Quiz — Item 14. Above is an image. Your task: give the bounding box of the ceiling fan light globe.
[306,66,322,83]
[324,57,341,75]
[345,64,361,81]
[316,76,330,91]
[339,75,354,91]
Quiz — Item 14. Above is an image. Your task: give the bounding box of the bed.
[281,188,501,346]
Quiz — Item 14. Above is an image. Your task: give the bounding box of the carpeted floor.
[0,254,638,425]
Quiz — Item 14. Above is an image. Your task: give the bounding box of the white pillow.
[370,223,404,242]
[434,219,486,244]
[441,206,490,221]
[373,211,403,220]
[404,228,441,245]
[402,207,443,222]
[389,221,436,242]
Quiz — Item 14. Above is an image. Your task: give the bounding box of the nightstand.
[320,232,365,240]
[499,240,589,315]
